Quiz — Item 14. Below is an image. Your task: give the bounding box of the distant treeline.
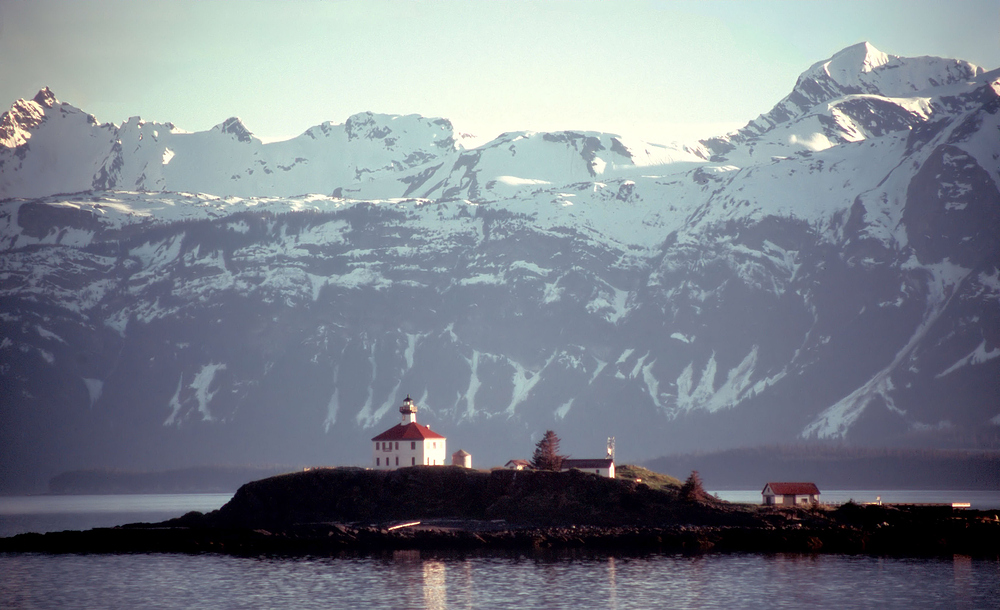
[48,465,296,495]
[645,446,1000,491]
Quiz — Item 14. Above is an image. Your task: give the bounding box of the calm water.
[2,492,999,609]
[0,493,233,538]
[1,551,998,609]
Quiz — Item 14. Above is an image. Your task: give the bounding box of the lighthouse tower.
[400,395,418,423]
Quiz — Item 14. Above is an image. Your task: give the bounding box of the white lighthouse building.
[370,395,446,469]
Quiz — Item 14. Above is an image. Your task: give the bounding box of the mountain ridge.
[0,43,997,492]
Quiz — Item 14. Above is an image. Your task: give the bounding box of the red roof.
[763,482,820,495]
[371,422,445,442]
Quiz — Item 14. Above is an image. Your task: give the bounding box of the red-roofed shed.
[762,482,821,506]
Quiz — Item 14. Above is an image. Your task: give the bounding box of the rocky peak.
[0,93,50,149]
[700,43,986,157]
[32,87,57,109]
[344,111,393,142]
[214,117,255,143]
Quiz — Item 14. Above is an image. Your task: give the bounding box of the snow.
[404,333,423,369]
[614,349,635,380]
[641,358,661,408]
[323,386,339,431]
[353,346,379,428]
[978,269,1000,296]
[35,325,66,343]
[0,46,996,441]
[164,362,226,425]
[460,273,503,286]
[328,266,392,290]
[788,132,835,151]
[82,378,103,407]
[305,273,327,301]
[130,233,186,268]
[542,278,564,304]
[461,350,482,420]
[629,352,649,380]
[803,259,973,438]
[190,363,226,422]
[508,261,549,276]
[505,353,553,416]
[586,285,630,324]
[164,377,185,426]
[673,347,763,415]
[936,341,1000,378]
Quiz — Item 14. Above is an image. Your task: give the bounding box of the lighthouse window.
[411,442,416,450]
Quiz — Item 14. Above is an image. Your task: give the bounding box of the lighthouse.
[370,395,446,469]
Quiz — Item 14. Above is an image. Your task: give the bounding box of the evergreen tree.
[531,430,566,471]
[680,470,708,503]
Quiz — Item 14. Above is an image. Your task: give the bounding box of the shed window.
[395,456,399,466]
[411,457,415,466]
[377,458,380,466]
[411,441,416,450]
[395,442,399,450]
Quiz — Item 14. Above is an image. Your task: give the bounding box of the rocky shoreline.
[2,467,998,557]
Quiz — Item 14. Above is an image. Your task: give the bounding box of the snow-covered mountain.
[1,43,998,491]
[0,87,701,201]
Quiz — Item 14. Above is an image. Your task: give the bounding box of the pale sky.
[1,0,997,145]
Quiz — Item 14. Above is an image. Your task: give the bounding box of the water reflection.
[953,554,972,608]
[422,560,446,610]
[1,551,998,609]
[607,556,617,610]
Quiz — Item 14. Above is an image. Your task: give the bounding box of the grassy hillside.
[615,464,683,490]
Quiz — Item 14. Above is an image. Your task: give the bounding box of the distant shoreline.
[646,446,1000,491]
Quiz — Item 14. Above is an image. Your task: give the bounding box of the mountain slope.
[1,43,998,491]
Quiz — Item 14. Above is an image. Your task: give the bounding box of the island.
[2,466,998,557]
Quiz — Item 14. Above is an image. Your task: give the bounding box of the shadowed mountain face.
[1,43,999,491]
